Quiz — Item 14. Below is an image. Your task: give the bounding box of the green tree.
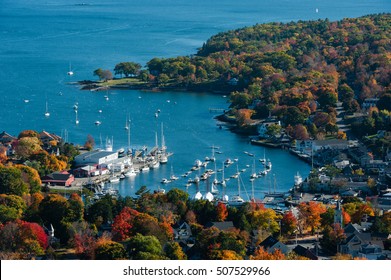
[95,240,127,260]
[127,233,166,260]
[0,194,26,223]
[114,62,142,77]
[0,166,28,196]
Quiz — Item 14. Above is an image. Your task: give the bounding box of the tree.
[95,240,127,260]
[291,124,310,140]
[111,206,140,241]
[127,233,165,260]
[93,68,113,81]
[68,193,84,222]
[131,213,169,243]
[0,194,26,223]
[68,221,97,259]
[0,166,28,196]
[38,194,70,237]
[114,62,141,77]
[0,220,48,257]
[281,211,298,236]
[15,165,41,194]
[236,109,254,127]
[216,202,228,222]
[164,241,187,260]
[250,246,285,260]
[208,249,243,260]
[377,94,391,111]
[86,196,114,226]
[298,201,326,234]
[320,224,346,255]
[14,137,42,159]
[0,146,8,164]
[84,134,95,151]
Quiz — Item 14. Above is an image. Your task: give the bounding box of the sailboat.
[250,157,258,179]
[259,149,266,163]
[44,101,50,117]
[75,110,79,125]
[159,122,168,164]
[170,165,179,181]
[67,62,74,76]
[229,165,245,206]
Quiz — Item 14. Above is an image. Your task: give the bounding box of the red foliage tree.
[20,221,49,250]
[111,207,140,241]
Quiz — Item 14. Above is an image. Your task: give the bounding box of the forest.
[93,14,390,141]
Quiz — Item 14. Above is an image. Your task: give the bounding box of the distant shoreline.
[76,78,241,95]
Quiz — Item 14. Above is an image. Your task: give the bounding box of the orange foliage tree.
[216,202,228,222]
[250,247,285,260]
[298,201,327,234]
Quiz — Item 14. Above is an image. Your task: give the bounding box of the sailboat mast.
[161,122,166,151]
[127,118,131,150]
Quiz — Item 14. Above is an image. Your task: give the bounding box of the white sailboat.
[159,122,168,164]
[44,101,50,117]
[250,157,258,179]
[75,110,79,125]
[229,166,245,206]
[67,62,74,76]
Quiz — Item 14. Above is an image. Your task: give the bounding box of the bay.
[0,0,389,198]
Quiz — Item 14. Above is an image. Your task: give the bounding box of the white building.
[74,150,118,166]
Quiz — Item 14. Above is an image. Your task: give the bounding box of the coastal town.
[1,13,390,261]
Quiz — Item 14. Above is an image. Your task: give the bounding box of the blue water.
[0,0,389,198]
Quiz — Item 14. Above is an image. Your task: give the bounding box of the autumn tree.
[281,211,298,236]
[320,224,346,255]
[297,201,326,234]
[15,165,41,194]
[84,134,95,151]
[216,202,228,222]
[68,221,97,259]
[95,240,127,260]
[164,241,187,260]
[0,146,8,164]
[250,246,285,260]
[14,137,42,159]
[235,109,254,127]
[0,220,48,257]
[111,206,140,241]
[68,193,84,222]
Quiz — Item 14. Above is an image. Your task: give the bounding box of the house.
[312,140,348,152]
[258,235,289,255]
[74,150,118,166]
[362,98,379,111]
[257,119,281,138]
[293,245,318,260]
[0,131,16,145]
[41,171,75,187]
[205,221,235,232]
[39,130,62,146]
[173,222,192,241]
